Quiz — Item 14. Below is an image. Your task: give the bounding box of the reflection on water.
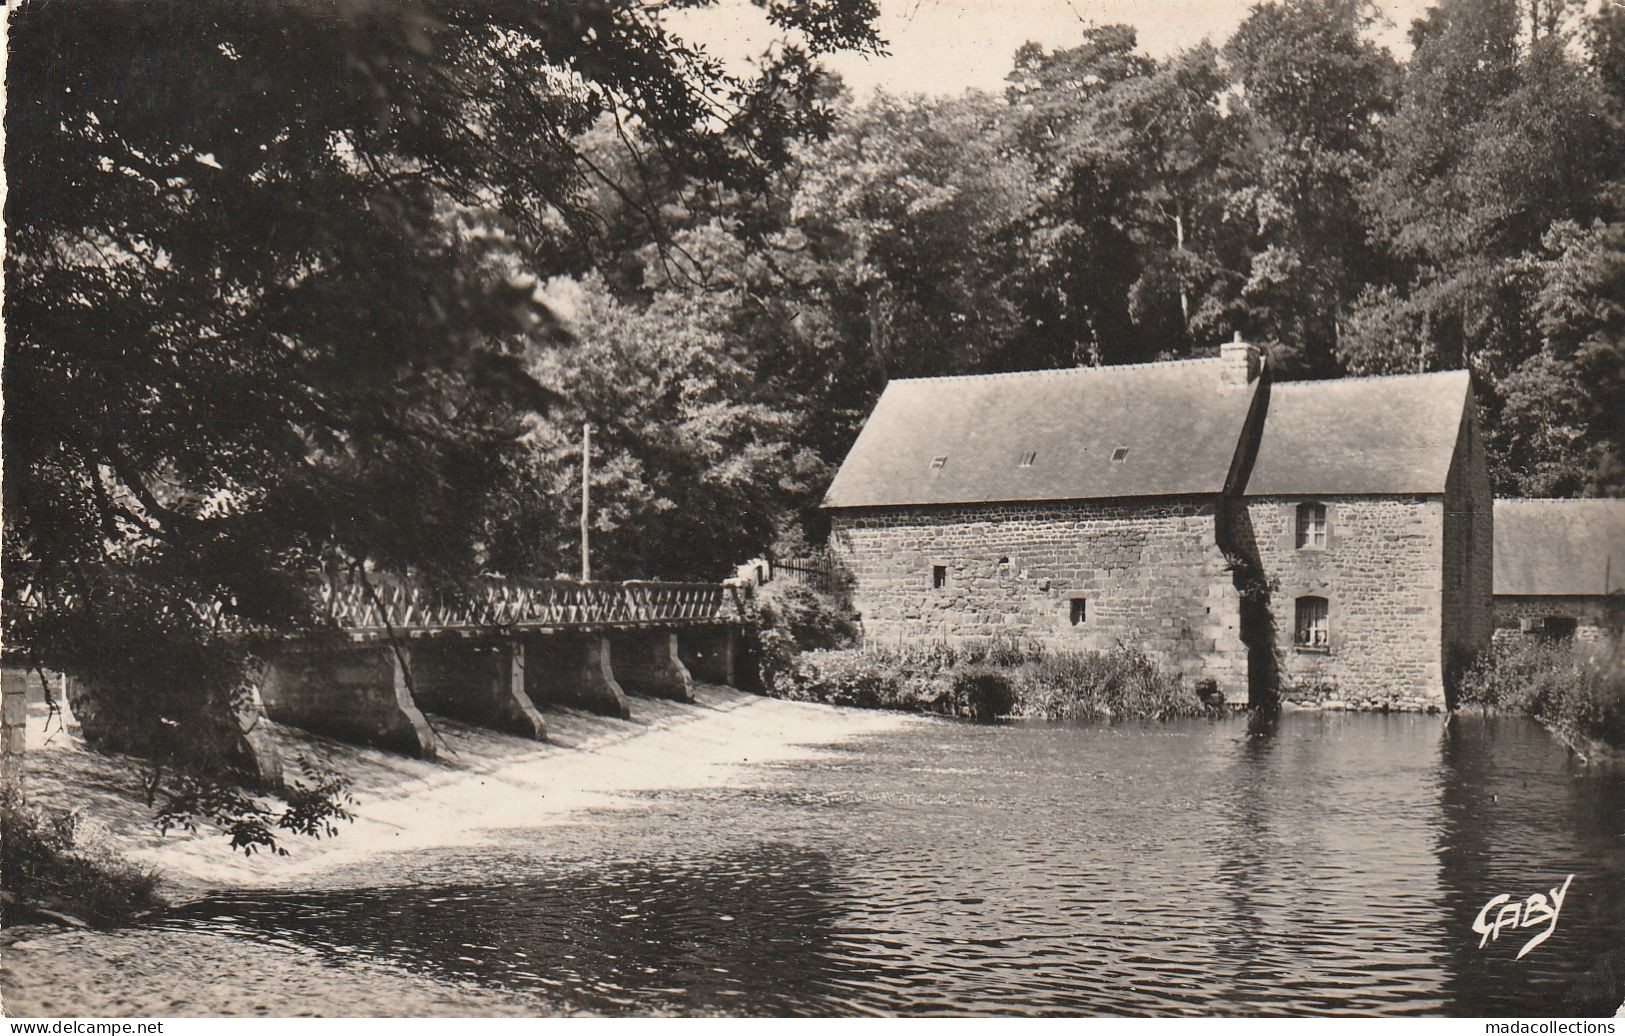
[159,713,1625,1016]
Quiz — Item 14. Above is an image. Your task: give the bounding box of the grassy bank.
[1457,635,1625,752]
[2,801,166,928]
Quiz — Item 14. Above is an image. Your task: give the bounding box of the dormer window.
[1111,447,1130,463]
[1296,502,1327,549]
[1017,451,1037,468]
[929,455,948,471]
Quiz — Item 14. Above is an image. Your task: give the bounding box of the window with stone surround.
[1296,502,1328,549]
[932,564,948,590]
[1295,596,1329,650]
[1069,597,1087,626]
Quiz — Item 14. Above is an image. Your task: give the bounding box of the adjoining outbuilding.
[1493,498,1625,642]
[822,340,1493,710]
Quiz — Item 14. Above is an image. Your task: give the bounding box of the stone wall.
[1442,396,1495,694]
[827,498,1248,698]
[0,669,32,798]
[1493,595,1625,641]
[1235,496,1446,708]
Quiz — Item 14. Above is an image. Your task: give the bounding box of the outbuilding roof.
[1243,370,1472,496]
[821,358,1260,509]
[1493,498,1625,597]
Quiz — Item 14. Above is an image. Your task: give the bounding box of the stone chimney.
[1220,332,1262,387]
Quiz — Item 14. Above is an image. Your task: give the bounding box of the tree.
[1222,0,1398,374]
[998,32,1242,365]
[1068,44,1238,355]
[518,278,826,581]
[1004,26,1156,171]
[1495,221,1625,496]
[4,0,879,844]
[1344,0,1622,488]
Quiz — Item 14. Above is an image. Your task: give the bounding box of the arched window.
[1295,596,1329,650]
[1296,502,1327,549]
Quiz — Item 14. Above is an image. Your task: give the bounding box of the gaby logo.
[1473,875,1575,959]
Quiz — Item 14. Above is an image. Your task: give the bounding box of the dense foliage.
[1458,636,1625,749]
[767,640,1210,721]
[580,0,1625,498]
[4,0,879,836]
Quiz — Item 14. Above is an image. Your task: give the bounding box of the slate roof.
[821,358,1260,508]
[1493,499,1625,597]
[1243,370,1471,496]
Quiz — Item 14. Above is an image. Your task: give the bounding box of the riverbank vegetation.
[1,801,165,929]
[756,611,1212,722]
[1458,636,1625,750]
[747,583,1213,721]
[770,643,1214,721]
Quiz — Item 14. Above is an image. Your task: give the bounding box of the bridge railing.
[317,574,751,638]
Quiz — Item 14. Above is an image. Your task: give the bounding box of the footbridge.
[255,575,750,760]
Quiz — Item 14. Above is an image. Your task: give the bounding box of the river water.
[156,712,1624,1016]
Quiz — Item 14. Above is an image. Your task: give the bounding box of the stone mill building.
[1493,497,1625,642]
[821,341,1494,709]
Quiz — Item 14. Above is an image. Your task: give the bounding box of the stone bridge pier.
[254,623,743,757]
[409,640,547,741]
[523,635,631,719]
[608,631,694,702]
[260,644,436,759]
[678,627,739,687]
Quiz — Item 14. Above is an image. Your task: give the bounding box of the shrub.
[953,665,1016,721]
[765,639,1207,722]
[756,583,860,651]
[1010,645,1209,720]
[1,801,165,928]
[1459,635,1625,747]
[745,582,861,693]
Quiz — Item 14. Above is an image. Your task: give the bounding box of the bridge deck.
[319,576,750,641]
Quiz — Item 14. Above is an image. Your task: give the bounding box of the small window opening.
[932,564,948,590]
[1069,598,1087,626]
[1540,616,1577,642]
[1295,596,1329,650]
[1018,451,1038,468]
[1296,502,1327,549]
[929,455,948,471]
[1110,447,1130,463]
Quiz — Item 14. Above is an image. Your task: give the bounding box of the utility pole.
[580,422,591,582]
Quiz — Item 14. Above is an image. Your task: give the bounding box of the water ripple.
[157,713,1625,1016]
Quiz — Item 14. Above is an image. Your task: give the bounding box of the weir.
[409,640,547,741]
[260,644,437,759]
[609,631,695,703]
[678,627,739,687]
[248,576,748,754]
[524,635,631,719]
